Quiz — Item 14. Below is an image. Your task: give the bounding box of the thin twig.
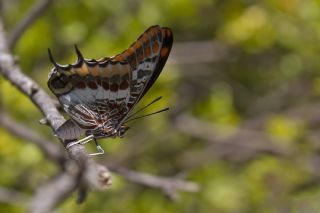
[110,167,200,201]
[173,114,292,164]
[8,0,54,50]
[0,186,28,205]
[29,169,79,213]
[0,112,65,163]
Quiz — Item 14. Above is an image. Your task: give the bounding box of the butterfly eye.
[50,74,69,89]
[118,125,129,137]
[48,68,56,79]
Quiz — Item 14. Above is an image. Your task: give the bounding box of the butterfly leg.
[66,135,104,155]
[89,138,105,156]
[78,135,94,145]
[65,135,94,149]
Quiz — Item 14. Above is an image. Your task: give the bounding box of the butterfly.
[47,25,173,155]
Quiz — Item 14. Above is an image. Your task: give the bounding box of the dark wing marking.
[112,26,173,125]
[48,56,132,135]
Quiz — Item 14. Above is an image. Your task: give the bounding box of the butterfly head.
[106,125,130,138]
[117,125,130,138]
[47,46,87,95]
[91,124,130,139]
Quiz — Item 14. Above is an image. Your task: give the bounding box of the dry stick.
[174,113,290,151]
[110,167,200,201]
[8,0,54,50]
[29,169,79,213]
[0,187,28,205]
[0,18,111,212]
[0,111,201,201]
[0,112,65,163]
[0,112,200,199]
[173,114,292,165]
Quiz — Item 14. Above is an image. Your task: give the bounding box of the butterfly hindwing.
[49,59,132,135]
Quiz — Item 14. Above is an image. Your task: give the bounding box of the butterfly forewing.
[48,25,173,140]
[115,26,173,104]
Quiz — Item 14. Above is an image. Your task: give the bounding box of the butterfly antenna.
[125,96,162,120]
[124,107,169,123]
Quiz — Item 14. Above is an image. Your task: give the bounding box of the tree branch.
[0,112,198,202]
[110,167,200,201]
[0,186,28,205]
[0,16,112,211]
[174,114,291,153]
[0,112,65,163]
[173,114,292,165]
[29,169,78,213]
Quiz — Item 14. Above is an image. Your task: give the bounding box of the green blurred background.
[2,0,320,212]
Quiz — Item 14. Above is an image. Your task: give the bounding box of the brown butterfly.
[47,25,173,155]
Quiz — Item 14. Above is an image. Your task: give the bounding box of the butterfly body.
[48,25,173,142]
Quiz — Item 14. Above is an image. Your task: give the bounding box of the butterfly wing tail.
[55,119,85,140]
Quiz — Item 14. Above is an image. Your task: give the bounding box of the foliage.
[2,0,320,212]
